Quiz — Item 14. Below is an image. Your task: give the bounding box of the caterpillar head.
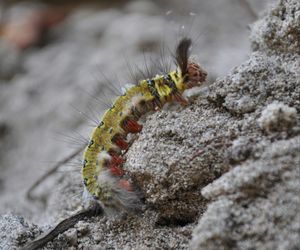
[175,37,207,89]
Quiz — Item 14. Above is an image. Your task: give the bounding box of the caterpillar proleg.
[82,37,207,213]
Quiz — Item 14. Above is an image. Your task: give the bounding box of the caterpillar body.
[82,37,207,212]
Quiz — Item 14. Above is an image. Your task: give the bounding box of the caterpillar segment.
[82,37,207,212]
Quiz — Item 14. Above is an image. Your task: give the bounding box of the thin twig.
[21,204,103,250]
[27,146,85,200]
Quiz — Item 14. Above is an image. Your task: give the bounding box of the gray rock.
[250,0,300,55]
[191,137,300,250]
[125,97,236,226]
[191,0,300,249]
[258,101,297,133]
[0,213,40,250]
[208,52,300,115]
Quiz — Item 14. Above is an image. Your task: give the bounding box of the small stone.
[76,221,90,237]
[258,102,297,133]
[64,228,78,247]
[227,136,253,164]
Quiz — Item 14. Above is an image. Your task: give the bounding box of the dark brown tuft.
[174,37,192,76]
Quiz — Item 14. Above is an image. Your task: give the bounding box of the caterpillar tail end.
[85,170,143,215]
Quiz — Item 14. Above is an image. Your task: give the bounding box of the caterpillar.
[82,37,207,213]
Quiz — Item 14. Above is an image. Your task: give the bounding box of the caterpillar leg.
[109,165,124,176]
[109,151,125,165]
[122,118,143,133]
[112,135,129,150]
[173,92,189,106]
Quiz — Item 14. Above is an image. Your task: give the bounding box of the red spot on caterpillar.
[110,165,124,176]
[112,135,129,150]
[122,119,143,133]
[118,179,133,192]
[109,151,124,165]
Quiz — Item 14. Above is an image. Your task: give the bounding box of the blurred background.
[0,0,274,224]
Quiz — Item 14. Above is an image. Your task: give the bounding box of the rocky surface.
[2,0,300,249]
[191,0,300,249]
[0,213,41,250]
[191,137,300,250]
[251,0,300,55]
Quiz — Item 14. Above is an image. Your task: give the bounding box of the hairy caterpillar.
[82,37,207,212]
[22,33,208,250]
